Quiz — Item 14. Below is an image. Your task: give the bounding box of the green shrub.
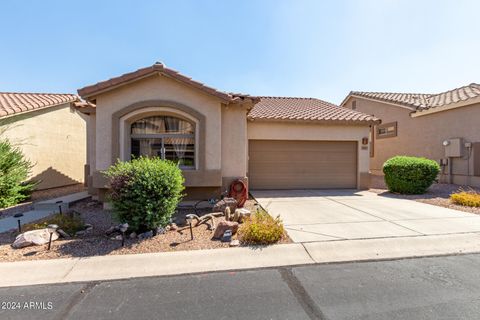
[238,210,284,245]
[23,213,84,235]
[104,157,185,232]
[450,189,480,207]
[383,156,440,194]
[0,138,36,208]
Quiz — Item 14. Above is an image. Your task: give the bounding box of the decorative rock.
[138,230,153,239]
[229,239,240,247]
[232,208,251,222]
[105,226,116,236]
[213,221,239,239]
[169,223,178,231]
[236,208,251,216]
[155,226,166,235]
[57,229,70,238]
[75,230,85,237]
[12,229,59,248]
[213,197,237,213]
[111,235,122,241]
[165,225,171,231]
[221,230,232,242]
[84,223,93,228]
[119,223,129,232]
[129,232,137,239]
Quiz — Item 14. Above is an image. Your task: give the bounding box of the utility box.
[444,138,463,158]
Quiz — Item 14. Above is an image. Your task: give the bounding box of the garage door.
[248,140,357,189]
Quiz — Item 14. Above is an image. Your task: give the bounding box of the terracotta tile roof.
[345,83,480,111]
[78,62,250,103]
[0,92,78,118]
[427,83,480,108]
[248,96,380,124]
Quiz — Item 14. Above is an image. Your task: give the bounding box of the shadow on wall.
[30,167,80,190]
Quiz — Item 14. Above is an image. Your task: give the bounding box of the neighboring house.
[341,83,480,187]
[76,62,379,200]
[0,92,87,190]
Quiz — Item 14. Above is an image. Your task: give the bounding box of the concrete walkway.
[251,189,480,242]
[1,232,480,287]
[0,191,90,233]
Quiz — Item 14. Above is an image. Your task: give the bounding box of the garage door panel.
[249,140,357,189]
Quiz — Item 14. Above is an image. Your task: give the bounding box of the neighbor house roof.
[248,96,380,124]
[0,92,78,118]
[342,83,480,112]
[78,62,253,103]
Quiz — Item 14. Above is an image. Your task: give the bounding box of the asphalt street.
[2,254,480,320]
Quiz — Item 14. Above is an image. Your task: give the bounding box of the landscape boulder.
[213,221,239,239]
[12,229,59,249]
[213,197,237,213]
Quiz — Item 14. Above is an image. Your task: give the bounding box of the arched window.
[130,115,195,169]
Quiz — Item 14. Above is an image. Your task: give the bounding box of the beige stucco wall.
[0,104,87,190]
[247,121,372,189]
[94,74,224,171]
[221,103,249,187]
[89,74,250,197]
[345,97,480,186]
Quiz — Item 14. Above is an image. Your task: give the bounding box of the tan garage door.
[248,140,357,189]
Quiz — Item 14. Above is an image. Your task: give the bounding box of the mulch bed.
[0,198,291,262]
[369,183,480,215]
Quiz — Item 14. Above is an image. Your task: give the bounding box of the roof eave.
[77,64,237,103]
[247,117,380,126]
[0,98,78,120]
[342,93,419,111]
[412,96,480,117]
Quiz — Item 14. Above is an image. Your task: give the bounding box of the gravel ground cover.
[370,183,480,215]
[0,198,290,262]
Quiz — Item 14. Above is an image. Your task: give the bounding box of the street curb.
[2,233,480,288]
[0,243,314,288]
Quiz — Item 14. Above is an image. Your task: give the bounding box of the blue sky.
[0,0,479,104]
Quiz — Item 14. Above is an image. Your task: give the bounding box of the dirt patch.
[370,183,480,215]
[0,198,291,262]
[0,184,86,219]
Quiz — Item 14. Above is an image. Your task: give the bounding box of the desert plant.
[450,189,480,207]
[238,210,284,245]
[383,156,440,194]
[104,157,185,232]
[0,138,36,208]
[23,213,84,235]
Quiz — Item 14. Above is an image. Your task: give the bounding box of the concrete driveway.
[251,189,480,243]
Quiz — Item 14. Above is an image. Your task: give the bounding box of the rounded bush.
[383,156,440,194]
[104,157,185,232]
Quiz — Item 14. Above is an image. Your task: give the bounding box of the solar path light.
[13,213,24,232]
[47,224,59,250]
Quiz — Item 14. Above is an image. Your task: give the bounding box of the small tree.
[104,157,185,232]
[0,138,36,208]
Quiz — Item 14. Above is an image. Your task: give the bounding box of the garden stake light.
[186,216,194,240]
[47,224,58,250]
[56,201,63,215]
[119,223,129,247]
[13,213,23,232]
